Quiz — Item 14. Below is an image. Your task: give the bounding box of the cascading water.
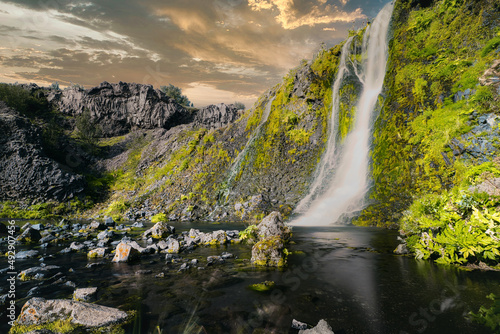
[292,2,394,226]
[219,96,275,202]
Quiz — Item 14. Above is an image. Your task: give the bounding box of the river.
[1,220,499,333]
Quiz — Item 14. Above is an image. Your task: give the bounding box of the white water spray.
[292,2,394,226]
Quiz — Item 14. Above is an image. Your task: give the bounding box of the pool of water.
[1,221,499,333]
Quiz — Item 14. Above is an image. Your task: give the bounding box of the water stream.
[1,219,498,333]
[293,2,394,226]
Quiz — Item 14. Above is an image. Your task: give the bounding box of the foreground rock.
[298,319,335,334]
[112,241,140,262]
[251,211,292,267]
[14,297,128,328]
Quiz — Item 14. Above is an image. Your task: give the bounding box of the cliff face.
[0,102,85,202]
[47,82,240,137]
[1,0,499,226]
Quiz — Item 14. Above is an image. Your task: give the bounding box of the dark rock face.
[48,81,193,137]
[0,103,85,201]
[193,103,240,130]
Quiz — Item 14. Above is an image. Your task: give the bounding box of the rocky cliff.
[0,102,85,202]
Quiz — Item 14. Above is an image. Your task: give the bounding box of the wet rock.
[112,242,140,262]
[69,242,86,252]
[394,243,409,255]
[251,236,286,267]
[31,223,45,231]
[39,234,56,244]
[15,297,129,328]
[298,319,334,334]
[191,259,199,265]
[73,287,97,302]
[104,216,115,227]
[16,250,39,259]
[87,248,107,258]
[221,252,234,259]
[207,256,224,265]
[97,230,114,240]
[179,263,189,271]
[292,319,308,330]
[17,227,42,243]
[89,221,106,230]
[131,222,144,228]
[256,211,291,240]
[18,265,60,281]
[165,237,180,253]
[143,221,174,239]
[0,222,7,235]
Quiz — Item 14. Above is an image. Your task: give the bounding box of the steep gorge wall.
[356,0,500,227]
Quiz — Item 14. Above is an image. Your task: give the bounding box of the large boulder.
[256,211,291,240]
[0,102,85,201]
[251,211,292,267]
[112,241,140,262]
[143,221,174,239]
[251,236,286,267]
[14,297,128,328]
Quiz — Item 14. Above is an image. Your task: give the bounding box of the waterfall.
[292,2,394,226]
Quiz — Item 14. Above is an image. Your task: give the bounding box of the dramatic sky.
[0,0,388,107]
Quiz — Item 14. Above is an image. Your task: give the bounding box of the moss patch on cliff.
[356,0,500,227]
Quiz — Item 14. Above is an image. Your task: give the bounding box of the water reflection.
[1,221,498,333]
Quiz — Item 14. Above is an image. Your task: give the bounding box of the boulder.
[251,236,286,267]
[89,221,106,230]
[87,248,107,258]
[165,238,180,253]
[112,242,140,262]
[144,221,174,239]
[15,297,128,328]
[17,227,42,243]
[298,319,334,334]
[73,287,98,302]
[18,266,60,281]
[104,216,115,227]
[256,211,291,240]
[394,243,409,255]
[292,319,308,330]
[15,250,39,259]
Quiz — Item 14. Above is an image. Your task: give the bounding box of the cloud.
[248,0,365,29]
[0,0,386,107]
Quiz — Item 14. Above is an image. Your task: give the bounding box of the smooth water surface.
[1,221,499,333]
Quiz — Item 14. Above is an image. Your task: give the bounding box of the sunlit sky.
[0,0,388,107]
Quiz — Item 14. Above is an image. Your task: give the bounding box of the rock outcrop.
[14,297,128,328]
[0,102,85,201]
[48,81,193,137]
[193,103,240,130]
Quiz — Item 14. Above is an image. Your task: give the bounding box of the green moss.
[151,212,167,223]
[9,317,80,334]
[248,281,275,292]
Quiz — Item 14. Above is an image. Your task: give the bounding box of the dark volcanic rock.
[47,81,193,137]
[193,103,240,129]
[0,102,85,201]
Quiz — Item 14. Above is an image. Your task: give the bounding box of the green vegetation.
[160,84,191,107]
[238,224,258,242]
[9,318,79,334]
[470,294,500,332]
[357,0,500,227]
[248,281,275,292]
[151,212,167,223]
[75,108,103,152]
[0,199,92,220]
